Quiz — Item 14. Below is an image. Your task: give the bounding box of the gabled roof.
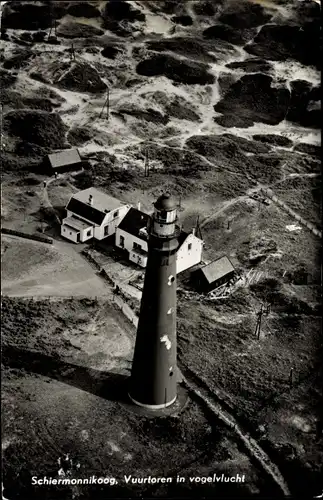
[118,207,150,239]
[47,149,81,169]
[200,256,235,284]
[66,198,106,225]
[66,188,125,226]
[118,207,191,247]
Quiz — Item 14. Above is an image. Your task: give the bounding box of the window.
[168,275,175,286]
[69,232,72,235]
[87,230,91,237]
[133,242,142,251]
[104,225,109,236]
[188,243,192,251]
[119,235,125,248]
[113,210,119,218]
[156,210,167,222]
[63,228,66,232]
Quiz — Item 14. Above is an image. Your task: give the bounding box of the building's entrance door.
[76,233,80,243]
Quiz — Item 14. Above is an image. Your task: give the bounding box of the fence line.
[261,188,322,238]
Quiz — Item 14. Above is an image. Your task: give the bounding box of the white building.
[61,187,131,243]
[115,207,204,274]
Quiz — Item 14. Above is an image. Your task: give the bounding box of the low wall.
[1,228,53,244]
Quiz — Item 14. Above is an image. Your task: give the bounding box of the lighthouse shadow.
[2,345,130,403]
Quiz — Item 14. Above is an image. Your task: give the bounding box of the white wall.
[129,250,148,267]
[115,227,148,253]
[176,233,203,274]
[80,226,93,243]
[116,229,203,274]
[61,225,79,243]
[94,205,131,240]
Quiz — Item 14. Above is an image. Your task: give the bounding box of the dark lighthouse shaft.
[128,193,180,409]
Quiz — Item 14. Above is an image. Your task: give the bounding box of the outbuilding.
[43,148,83,174]
[191,256,235,293]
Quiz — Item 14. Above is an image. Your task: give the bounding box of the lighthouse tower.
[128,193,180,409]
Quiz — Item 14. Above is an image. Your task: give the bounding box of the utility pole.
[0,104,3,153]
[289,367,293,387]
[254,305,263,340]
[255,302,270,340]
[70,43,75,61]
[99,87,110,120]
[144,147,149,177]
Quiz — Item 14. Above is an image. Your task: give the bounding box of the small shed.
[191,256,235,293]
[43,148,83,174]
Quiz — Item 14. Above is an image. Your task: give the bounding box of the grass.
[1,297,260,499]
[274,176,321,228]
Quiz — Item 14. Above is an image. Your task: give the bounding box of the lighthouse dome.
[154,192,176,212]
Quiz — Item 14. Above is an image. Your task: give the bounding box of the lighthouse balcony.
[150,225,181,239]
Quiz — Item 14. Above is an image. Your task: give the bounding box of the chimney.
[137,202,141,211]
[192,228,195,236]
[88,194,93,206]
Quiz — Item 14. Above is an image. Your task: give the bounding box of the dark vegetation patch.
[226,58,272,73]
[214,74,290,126]
[214,114,255,129]
[253,134,293,148]
[15,141,52,158]
[166,100,200,122]
[101,44,122,59]
[274,176,322,229]
[1,90,55,113]
[117,107,170,125]
[4,110,67,149]
[192,1,218,16]
[67,2,101,18]
[2,48,34,70]
[293,143,320,157]
[56,21,104,38]
[203,24,255,45]
[15,176,41,187]
[218,1,272,29]
[146,38,218,63]
[245,23,320,69]
[29,71,51,84]
[2,3,52,30]
[136,54,215,85]
[221,134,270,154]
[67,126,94,147]
[139,91,201,121]
[253,151,320,174]
[283,261,320,286]
[286,81,320,129]
[171,15,193,26]
[186,134,266,179]
[249,279,316,315]
[55,61,107,93]
[1,152,43,175]
[102,0,145,36]
[218,73,239,96]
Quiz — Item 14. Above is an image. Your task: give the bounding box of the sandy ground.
[1,235,111,297]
